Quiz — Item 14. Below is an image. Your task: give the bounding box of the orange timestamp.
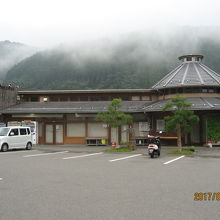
[194,192,220,201]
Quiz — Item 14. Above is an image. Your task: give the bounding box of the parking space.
[0,146,220,220]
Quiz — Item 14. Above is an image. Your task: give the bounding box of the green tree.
[95,98,133,145]
[163,96,199,151]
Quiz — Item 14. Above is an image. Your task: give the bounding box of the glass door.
[45,123,64,144]
[46,124,53,144]
[55,124,63,144]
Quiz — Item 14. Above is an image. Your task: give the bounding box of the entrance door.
[45,123,64,144]
[55,124,63,144]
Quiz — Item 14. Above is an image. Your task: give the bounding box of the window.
[142,96,150,101]
[23,96,29,102]
[184,88,193,93]
[27,128,30,135]
[131,96,140,101]
[70,96,78,101]
[110,96,120,100]
[67,123,85,137]
[192,88,201,93]
[51,96,59,101]
[9,129,19,136]
[123,97,129,101]
[79,96,88,101]
[88,123,107,137]
[156,120,165,132]
[208,89,214,93]
[60,97,68,101]
[30,97,38,102]
[20,128,27,135]
[186,57,192,61]
[100,96,107,101]
[177,88,183,93]
[170,88,176,94]
[91,97,99,101]
[164,89,169,95]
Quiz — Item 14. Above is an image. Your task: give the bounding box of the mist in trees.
[4,27,220,89]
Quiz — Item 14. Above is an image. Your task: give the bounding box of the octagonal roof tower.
[152,54,220,90]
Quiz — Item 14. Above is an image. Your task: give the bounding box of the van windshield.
[0,127,10,136]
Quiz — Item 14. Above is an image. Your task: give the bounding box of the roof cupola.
[178,54,203,63]
[152,54,220,89]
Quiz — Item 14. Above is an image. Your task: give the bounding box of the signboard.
[8,121,21,126]
[0,122,7,127]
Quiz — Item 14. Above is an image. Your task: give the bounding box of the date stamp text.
[194,192,220,201]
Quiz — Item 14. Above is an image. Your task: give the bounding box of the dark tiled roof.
[18,89,153,95]
[143,97,220,112]
[152,62,220,89]
[2,101,152,114]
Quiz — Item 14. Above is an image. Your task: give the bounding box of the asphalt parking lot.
[0,145,220,220]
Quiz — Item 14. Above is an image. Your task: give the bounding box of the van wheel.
[26,142,32,150]
[1,144,8,152]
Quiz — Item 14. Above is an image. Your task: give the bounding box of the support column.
[85,119,88,141]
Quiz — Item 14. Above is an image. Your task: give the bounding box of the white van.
[0,126,33,152]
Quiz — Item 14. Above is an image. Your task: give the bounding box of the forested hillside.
[5,28,220,89]
[0,41,36,80]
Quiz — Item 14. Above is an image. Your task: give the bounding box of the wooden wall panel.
[64,137,85,144]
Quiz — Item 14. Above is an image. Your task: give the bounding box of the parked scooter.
[147,135,161,158]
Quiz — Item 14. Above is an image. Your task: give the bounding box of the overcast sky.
[1,0,220,47]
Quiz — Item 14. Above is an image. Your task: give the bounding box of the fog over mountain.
[0,41,37,80]
[4,27,220,89]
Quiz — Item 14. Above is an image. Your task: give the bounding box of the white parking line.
[0,150,38,155]
[109,154,142,162]
[63,152,103,160]
[0,178,2,181]
[163,155,185,165]
[23,151,69,158]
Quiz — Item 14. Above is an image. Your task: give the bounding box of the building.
[0,85,17,110]
[1,54,220,146]
[144,54,220,145]
[0,85,17,125]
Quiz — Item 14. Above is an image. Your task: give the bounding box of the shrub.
[207,115,220,141]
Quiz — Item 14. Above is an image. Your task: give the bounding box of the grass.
[166,146,196,155]
[105,147,134,152]
[182,146,196,152]
[166,150,194,155]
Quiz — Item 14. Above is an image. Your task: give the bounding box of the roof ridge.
[152,64,183,89]
[193,63,204,84]
[199,64,220,85]
[181,63,189,85]
[200,64,220,78]
[163,64,185,87]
